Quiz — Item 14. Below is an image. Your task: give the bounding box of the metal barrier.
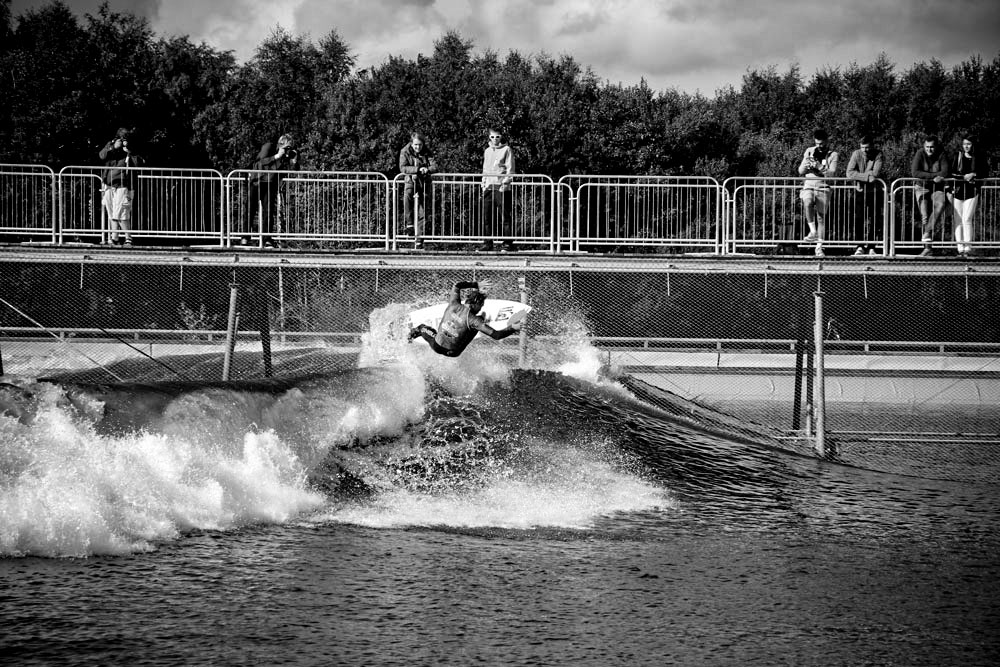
[558,175,723,254]
[889,177,1000,256]
[724,176,889,254]
[58,166,225,245]
[0,164,56,243]
[2,163,999,255]
[391,173,557,252]
[226,170,390,249]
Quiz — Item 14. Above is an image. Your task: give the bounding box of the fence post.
[813,290,827,457]
[518,274,528,367]
[222,282,240,381]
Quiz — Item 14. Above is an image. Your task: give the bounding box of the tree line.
[2,0,998,183]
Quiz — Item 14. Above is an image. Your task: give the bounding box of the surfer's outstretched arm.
[472,320,521,341]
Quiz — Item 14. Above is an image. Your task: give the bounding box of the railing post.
[813,289,827,457]
[222,282,240,381]
[518,273,528,367]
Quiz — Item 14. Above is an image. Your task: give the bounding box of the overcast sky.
[11,0,1000,96]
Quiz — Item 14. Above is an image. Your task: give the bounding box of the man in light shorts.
[99,128,144,246]
[797,129,839,257]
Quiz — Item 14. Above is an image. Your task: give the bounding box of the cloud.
[9,0,1000,95]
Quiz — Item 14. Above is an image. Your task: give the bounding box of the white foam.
[0,383,323,557]
[319,439,671,530]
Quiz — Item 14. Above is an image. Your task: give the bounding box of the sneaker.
[853,246,864,256]
[918,246,934,257]
[476,241,495,252]
[500,241,516,252]
[803,233,819,243]
[868,248,879,256]
[414,241,424,250]
[814,247,825,257]
[123,238,133,247]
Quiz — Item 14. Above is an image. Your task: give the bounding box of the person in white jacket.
[479,129,516,252]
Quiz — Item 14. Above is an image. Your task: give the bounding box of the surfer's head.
[466,290,486,313]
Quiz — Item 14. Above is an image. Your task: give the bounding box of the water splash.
[321,436,670,530]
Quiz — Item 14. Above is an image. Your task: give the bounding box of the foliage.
[1,1,998,179]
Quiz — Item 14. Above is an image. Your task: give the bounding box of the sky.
[10,0,1000,96]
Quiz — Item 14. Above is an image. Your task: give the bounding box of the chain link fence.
[2,255,998,480]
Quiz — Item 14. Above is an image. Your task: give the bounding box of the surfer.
[408,279,522,357]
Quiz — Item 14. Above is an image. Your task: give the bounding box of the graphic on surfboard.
[408,299,531,332]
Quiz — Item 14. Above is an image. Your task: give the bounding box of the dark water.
[2,343,999,665]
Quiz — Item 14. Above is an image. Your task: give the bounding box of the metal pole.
[813,290,827,457]
[222,282,240,381]
[518,274,528,367]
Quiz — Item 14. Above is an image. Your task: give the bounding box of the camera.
[812,145,828,162]
[283,148,298,160]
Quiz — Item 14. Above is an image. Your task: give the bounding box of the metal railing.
[889,177,1000,255]
[58,166,225,245]
[0,163,998,255]
[559,175,723,253]
[0,164,56,242]
[226,170,391,249]
[391,173,557,252]
[723,176,890,254]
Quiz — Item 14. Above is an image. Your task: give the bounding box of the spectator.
[99,128,144,247]
[949,135,981,257]
[398,132,437,249]
[479,128,516,252]
[246,133,298,248]
[797,128,838,257]
[845,136,884,256]
[910,135,950,257]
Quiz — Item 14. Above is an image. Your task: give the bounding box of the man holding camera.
[797,128,838,257]
[246,133,298,248]
[99,127,144,247]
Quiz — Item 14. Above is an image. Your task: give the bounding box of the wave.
[1,302,804,557]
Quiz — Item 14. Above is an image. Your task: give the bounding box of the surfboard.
[408,298,531,332]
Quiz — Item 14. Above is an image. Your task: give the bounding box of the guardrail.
[0,164,56,242]
[226,170,391,249]
[889,177,1000,255]
[58,166,225,245]
[1,163,998,255]
[6,328,1000,355]
[558,175,722,253]
[723,176,890,255]
[391,172,557,252]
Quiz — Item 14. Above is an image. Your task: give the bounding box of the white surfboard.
[408,298,531,332]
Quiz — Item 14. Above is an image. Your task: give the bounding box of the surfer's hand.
[476,279,492,293]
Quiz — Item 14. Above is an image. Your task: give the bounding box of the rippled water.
[2,321,998,665]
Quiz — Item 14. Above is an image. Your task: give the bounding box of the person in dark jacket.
[99,127,145,247]
[911,135,950,257]
[398,132,437,249]
[408,279,521,357]
[246,133,298,248]
[949,135,982,256]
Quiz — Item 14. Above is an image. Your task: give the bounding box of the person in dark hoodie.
[99,127,144,247]
[911,135,950,257]
[246,133,298,248]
